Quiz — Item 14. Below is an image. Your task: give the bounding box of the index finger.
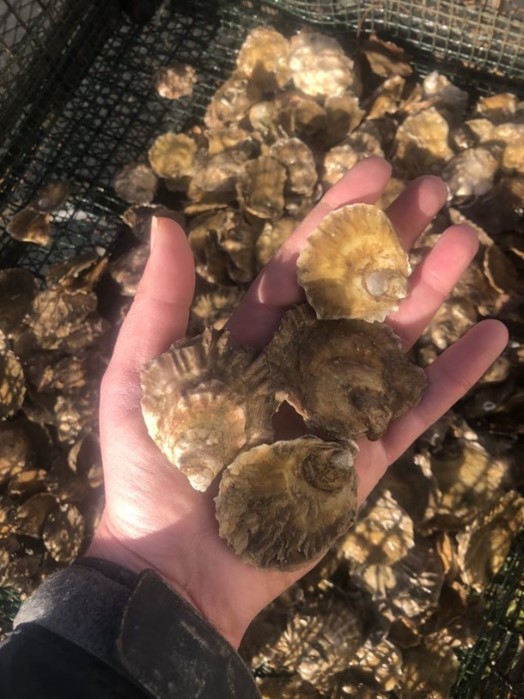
[227,157,392,348]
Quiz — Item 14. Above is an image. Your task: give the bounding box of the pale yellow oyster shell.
[141,328,275,491]
[265,305,427,441]
[215,436,359,570]
[297,203,410,322]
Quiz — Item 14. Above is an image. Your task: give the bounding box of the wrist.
[86,512,251,648]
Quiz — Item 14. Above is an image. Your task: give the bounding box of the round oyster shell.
[266,305,427,441]
[297,203,410,322]
[113,162,158,204]
[29,181,70,212]
[148,132,197,181]
[236,155,286,220]
[215,436,359,569]
[141,328,275,491]
[394,107,454,177]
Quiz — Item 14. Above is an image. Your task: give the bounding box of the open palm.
[88,157,507,648]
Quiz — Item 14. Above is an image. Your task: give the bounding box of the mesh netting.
[0,0,523,692]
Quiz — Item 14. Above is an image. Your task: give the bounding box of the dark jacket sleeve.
[0,558,260,699]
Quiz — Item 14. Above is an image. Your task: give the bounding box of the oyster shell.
[236,155,286,220]
[0,269,38,337]
[113,162,158,204]
[268,138,317,198]
[6,208,52,245]
[394,107,454,177]
[141,328,275,491]
[322,132,384,188]
[255,217,297,270]
[288,32,360,98]
[276,90,327,141]
[154,63,198,100]
[14,493,58,538]
[265,305,427,442]
[186,150,247,211]
[42,502,85,563]
[442,147,499,199]
[456,490,524,592]
[339,490,414,566]
[45,253,107,292]
[235,27,290,91]
[109,243,149,296]
[0,331,25,419]
[215,437,359,569]
[148,132,197,182]
[28,181,70,212]
[28,288,98,349]
[189,286,245,334]
[297,203,410,322]
[204,74,262,129]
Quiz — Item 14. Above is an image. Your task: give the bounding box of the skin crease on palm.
[87,156,509,649]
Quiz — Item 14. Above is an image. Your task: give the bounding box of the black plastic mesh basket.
[0,0,523,692]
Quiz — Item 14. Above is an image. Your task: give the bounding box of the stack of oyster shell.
[1,23,522,697]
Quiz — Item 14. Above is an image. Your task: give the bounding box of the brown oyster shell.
[394,107,454,177]
[276,90,327,141]
[113,162,158,204]
[297,203,410,322]
[204,73,262,129]
[0,331,25,419]
[42,502,85,563]
[45,253,107,292]
[288,32,360,98]
[141,328,275,491]
[28,181,70,212]
[268,138,317,198]
[235,27,290,91]
[186,150,248,211]
[266,305,427,441]
[14,493,58,538]
[0,269,38,337]
[189,286,245,334]
[339,490,414,566]
[28,287,98,349]
[255,217,297,270]
[154,63,197,100]
[456,490,524,593]
[6,208,52,245]
[236,155,286,220]
[321,132,384,188]
[109,244,149,296]
[215,437,359,569]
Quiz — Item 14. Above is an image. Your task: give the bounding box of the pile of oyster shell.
[0,252,111,607]
[2,23,523,697]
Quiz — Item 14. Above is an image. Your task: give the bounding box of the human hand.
[87,157,508,648]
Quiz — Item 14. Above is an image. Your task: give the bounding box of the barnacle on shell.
[141,328,275,491]
[215,436,359,569]
[297,203,410,322]
[266,305,427,441]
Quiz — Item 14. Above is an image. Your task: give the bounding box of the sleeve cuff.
[13,557,260,699]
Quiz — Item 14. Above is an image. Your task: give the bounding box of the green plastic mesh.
[0,0,523,693]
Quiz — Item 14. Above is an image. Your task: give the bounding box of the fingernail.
[150,216,159,250]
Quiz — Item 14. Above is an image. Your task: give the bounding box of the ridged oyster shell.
[215,436,359,570]
[141,328,275,491]
[265,305,427,441]
[297,203,410,322]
